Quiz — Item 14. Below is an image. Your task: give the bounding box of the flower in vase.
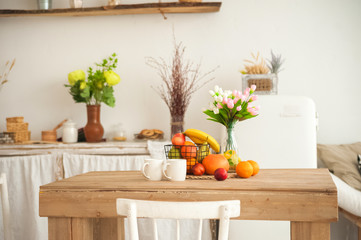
[204,85,260,168]
[65,53,121,107]
[204,84,260,128]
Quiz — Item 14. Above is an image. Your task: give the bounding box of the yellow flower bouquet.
[65,53,121,107]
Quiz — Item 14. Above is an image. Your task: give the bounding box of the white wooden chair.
[0,173,12,240]
[116,198,240,240]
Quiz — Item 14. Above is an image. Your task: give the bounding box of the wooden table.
[39,169,338,240]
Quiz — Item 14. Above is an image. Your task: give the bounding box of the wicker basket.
[4,131,30,143]
[6,122,28,132]
[242,73,278,95]
[164,144,210,174]
[6,117,24,123]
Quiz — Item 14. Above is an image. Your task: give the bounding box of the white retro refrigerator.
[220,95,318,240]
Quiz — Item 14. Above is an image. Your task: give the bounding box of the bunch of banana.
[183,129,220,153]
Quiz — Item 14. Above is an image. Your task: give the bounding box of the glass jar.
[62,120,78,143]
[108,123,126,141]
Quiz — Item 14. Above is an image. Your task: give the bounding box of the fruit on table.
[183,129,220,153]
[168,146,181,159]
[186,158,197,174]
[181,141,197,159]
[223,150,241,167]
[202,154,229,175]
[236,161,254,178]
[247,160,259,176]
[192,163,205,176]
[171,133,185,146]
[196,142,210,162]
[214,168,228,181]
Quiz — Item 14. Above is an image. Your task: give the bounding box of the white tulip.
[213,108,219,114]
[209,102,215,109]
[209,90,215,96]
[214,85,219,92]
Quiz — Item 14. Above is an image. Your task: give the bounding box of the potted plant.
[241,51,284,95]
[65,53,121,142]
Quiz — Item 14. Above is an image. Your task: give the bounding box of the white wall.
[0,0,360,144]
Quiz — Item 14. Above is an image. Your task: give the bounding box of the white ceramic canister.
[62,120,78,143]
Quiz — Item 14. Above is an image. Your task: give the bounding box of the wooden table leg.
[291,221,330,240]
[117,218,125,240]
[93,218,122,240]
[48,217,72,240]
[72,218,94,239]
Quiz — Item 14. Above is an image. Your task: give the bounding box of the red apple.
[192,163,205,176]
[172,133,185,146]
[214,168,228,181]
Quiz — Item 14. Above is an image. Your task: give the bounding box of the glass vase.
[224,123,239,169]
[242,73,278,95]
[170,115,184,139]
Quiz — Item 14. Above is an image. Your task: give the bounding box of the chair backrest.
[0,173,12,240]
[116,198,240,240]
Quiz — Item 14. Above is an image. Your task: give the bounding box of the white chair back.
[0,173,12,240]
[116,199,240,240]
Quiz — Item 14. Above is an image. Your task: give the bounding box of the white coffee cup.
[163,159,187,181]
[142,159,164,181]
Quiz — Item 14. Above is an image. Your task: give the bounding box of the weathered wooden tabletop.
[40,168,337,222]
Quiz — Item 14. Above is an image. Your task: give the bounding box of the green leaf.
[102,86,115,107]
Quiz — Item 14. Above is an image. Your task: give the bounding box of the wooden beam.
[0,2,222,17]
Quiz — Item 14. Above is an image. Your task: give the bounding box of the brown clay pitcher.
[84,105,104,142]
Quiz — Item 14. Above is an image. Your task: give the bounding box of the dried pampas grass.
[0,59,16,92]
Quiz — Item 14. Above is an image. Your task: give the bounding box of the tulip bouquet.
[65,53,121,107]
[204,85,259,127]
[204,85,260,166]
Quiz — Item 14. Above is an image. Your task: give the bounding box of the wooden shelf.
[0,2,221,17]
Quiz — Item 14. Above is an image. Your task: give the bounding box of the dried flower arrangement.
[0,59,16,92]
[242,52,269,74]
[267,50,285,75]
[241,51,284,94]
[146,39,217,137]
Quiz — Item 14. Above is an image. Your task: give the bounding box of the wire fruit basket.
[164,144,210,174]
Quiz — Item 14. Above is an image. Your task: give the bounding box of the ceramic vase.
[84,105,104,143]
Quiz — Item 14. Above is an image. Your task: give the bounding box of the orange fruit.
[236,161,253,178]
[202,154,229,175]
[186,158,197,174]
[181,141,197,159]
[247,160,259,176]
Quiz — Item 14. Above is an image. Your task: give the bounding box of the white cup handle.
[142,162,150,179]
[163,163,172,180]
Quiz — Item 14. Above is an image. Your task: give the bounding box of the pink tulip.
[236,106,242,111]
[250,85,257,93]
[227,101,234,109]
[232,90,238,97]
[241,95,247,102]
[247,106,258,116]
[250,95,258,102]
[243,89,250,98]
[216,103,223,109]
[233,97,239,104]
[222,97,229,104]
[237,91,242,98]
[254,105,260,111]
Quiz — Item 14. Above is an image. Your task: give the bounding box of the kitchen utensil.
[41,119,68,142]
